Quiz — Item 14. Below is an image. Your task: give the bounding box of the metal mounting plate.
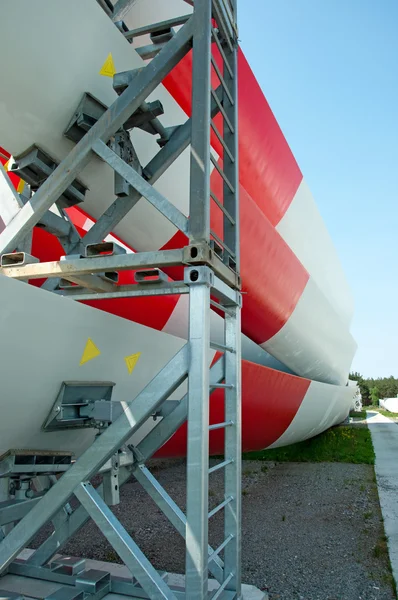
[42,382,116,432]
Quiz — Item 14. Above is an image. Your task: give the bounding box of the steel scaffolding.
[0,0,241,598]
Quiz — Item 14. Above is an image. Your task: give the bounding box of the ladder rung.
[213,0,235,53]
[208,534,234,564]
[211,89,234,133]
[124,14,191,40]
[209,459,234,474]
[210,190,235,224]
[210,230,235,258]
[211,572,234,600]
[210,299,234,317]
[209,420,234,431]
[210,155,234,193]
[208,495,234,519]
[210,341,234,353]
[211,26,234,78]
[210,120,235,164]
[212,383,234,389]
[211,56,234,106]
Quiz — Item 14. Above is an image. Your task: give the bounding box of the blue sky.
[238,0,398,378]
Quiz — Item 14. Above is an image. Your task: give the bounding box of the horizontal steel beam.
[57,282,188,301]
[1,245,240,291]
[124,15,191,40]
[0,249,185,280]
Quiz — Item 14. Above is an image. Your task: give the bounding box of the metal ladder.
[184,0,241,596]
[0,1,241,598]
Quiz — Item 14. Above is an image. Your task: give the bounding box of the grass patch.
[373,535,389,558]
[243,426,375,464]
[378,409,398,419]
[350,409,367,419]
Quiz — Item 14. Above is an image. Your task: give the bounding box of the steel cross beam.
[75,482,177,599]
[24,358,225,576]
[63,86,222,261]
[112,0,139,22]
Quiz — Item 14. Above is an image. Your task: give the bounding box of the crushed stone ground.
[32,459,396,600]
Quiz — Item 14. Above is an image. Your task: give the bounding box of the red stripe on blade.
[156,360,310,457]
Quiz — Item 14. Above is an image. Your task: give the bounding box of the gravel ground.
[32,459,395,600]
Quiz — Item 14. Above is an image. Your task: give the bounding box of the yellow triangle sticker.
[99,53,116,78]
[124,352,141,375]
[17,179,25,194]
[80,338,101,366]
[3,159,9,172]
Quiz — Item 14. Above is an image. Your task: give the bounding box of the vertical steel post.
[223,303,242,594]
[188,0,212,243]
[185,271,211,598]
[221,0,239,270]
[185,0,213,596]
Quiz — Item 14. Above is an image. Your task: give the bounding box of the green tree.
[370,386,379,405]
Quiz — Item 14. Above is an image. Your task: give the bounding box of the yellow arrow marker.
[124,352,141,375]
[80,338,101,366]
[99,53,116,78]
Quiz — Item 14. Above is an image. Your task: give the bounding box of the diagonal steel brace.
[0,345,189,573]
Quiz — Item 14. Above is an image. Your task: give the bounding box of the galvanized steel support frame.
[0,0,240,598]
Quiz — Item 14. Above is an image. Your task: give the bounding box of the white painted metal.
[261,277,357,386]
[0,274,194,457]
[276,178,355,327]
[268,379,356,448]
[379,398,398,413]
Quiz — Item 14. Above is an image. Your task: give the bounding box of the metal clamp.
[184,265,214,287]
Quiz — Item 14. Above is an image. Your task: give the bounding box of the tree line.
[349,372,398,406]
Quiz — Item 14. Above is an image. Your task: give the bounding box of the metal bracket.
[64,92,166,142]
[134,268,168,284]
[10,146,87,210]
[49,556,86,576]
[184,265,214,287]
[111,129,142,197]
[103,453,120,506]
[1,252,39,268]
[0,450,72,478]
[42,382,117,432]
[85,241,127,257]
[152,400,180,420]
[64,93,108,145]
